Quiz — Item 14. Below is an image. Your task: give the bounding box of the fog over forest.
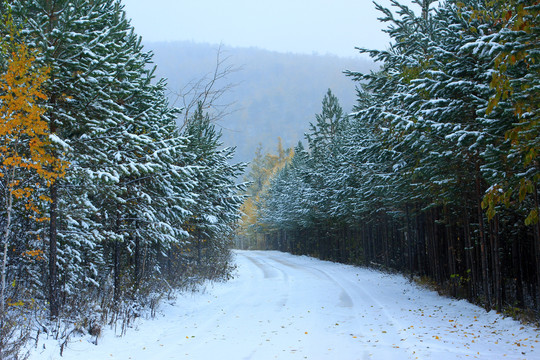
[145,41,375,163]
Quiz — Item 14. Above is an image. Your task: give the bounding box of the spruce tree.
[7,0,195,316]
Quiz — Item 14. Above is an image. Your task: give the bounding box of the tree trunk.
[415,211,425,277]
[535,216,540,312]
[196,227,202,266]
[533,183,540,311]
[513,231,524,307]
[134,231,140,290]
[382,218,389,267]
[406,205,415,279]
[475,167,491,310]
[427,208,440,283]
[113,238,119,303]
[491,215,502,311]
[445,206,457,297]
[49,183,59,318]
[1,180,14,345]
[463,207,476,301]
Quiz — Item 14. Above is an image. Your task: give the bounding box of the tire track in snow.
[266,253,354,308]
[243,251,369,358]
[243,253,290,310]
[173,251,285,358]
[259,252,381,357]
[265,252,419,359]
[243,253,279,279]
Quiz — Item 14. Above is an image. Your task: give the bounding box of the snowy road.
[32,250,538,360]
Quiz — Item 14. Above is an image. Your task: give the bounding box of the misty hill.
[144,41,375,163]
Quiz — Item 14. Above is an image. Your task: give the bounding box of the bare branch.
[170,43,242,131]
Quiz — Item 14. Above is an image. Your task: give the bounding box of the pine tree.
[181,103,246,278]
[7,0,196,317]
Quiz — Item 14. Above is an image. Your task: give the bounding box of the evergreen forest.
[0,0,245,357]
[0,0,539,358]
[240,0,540,321]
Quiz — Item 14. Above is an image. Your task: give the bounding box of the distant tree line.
[245,0,539,317]
[0,0,244,357]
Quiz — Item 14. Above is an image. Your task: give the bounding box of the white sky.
[122,0,417,58]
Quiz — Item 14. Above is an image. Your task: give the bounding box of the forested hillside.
[241,0,540,318]
[145,41,374,163]
[0,1,245,357]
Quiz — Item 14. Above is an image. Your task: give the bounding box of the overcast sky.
[122,0,417,58]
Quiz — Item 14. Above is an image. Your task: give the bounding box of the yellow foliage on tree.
[238,196,258,236]
[479,0,539,227]
[0,31,67,329]
[238,138,294,246]
[0,45,67,189]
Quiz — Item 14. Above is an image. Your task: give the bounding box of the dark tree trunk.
[463,207,476,301]
[113,238,120,303]
[48,183,59,319]
[513,232,524,307]
[416,212,426,277]
[533,183,540,311]
[134,231,140,290]
[197,230,202,266]
[445,206,457,297]
[406,205,414,279]
[491,215,502,311]
[475,167,491,310]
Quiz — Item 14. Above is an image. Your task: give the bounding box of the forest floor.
[29,250,539,360]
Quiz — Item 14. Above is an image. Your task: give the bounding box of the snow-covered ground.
[30,250,539,360]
